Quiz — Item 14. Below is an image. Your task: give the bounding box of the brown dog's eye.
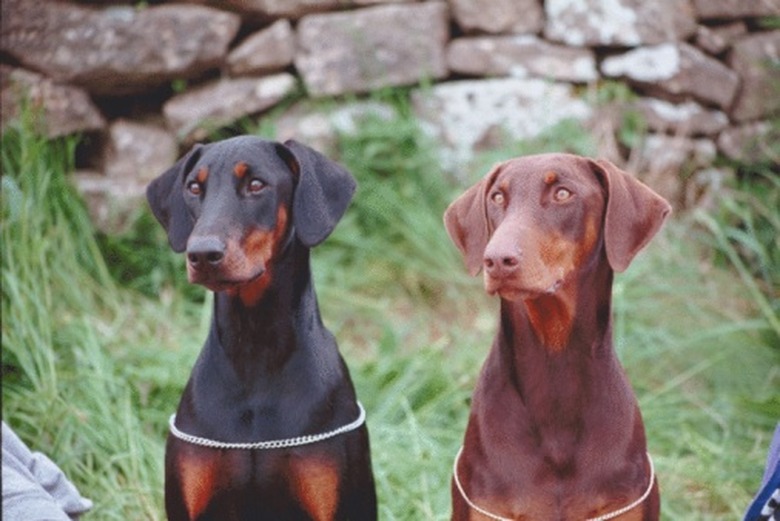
[248,179,265,194]
[187,182,203,196]
[554,187,572,202]
[490,191,506,206]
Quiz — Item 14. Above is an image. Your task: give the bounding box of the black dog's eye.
[248,179,265,194]
[187,181,203,196]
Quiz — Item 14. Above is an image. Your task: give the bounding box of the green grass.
[2,105,778,520]
[695,166,780,339]
[2,117,170,519]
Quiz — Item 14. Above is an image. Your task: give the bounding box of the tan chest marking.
[177,450,222,520]
[289,455,341,521]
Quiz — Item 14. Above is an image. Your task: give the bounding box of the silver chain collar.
[452,446,655,521]
[169,402,366,451]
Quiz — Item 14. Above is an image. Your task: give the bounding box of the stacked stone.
[1,0,777,230]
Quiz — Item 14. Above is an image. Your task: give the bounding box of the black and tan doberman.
[147,136,376,521]
[444,154,671,520]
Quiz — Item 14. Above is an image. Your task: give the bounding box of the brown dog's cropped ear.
[590,158,672,272]
[146,144,205,252]
[280,140,356,248]
[443,164,502,276]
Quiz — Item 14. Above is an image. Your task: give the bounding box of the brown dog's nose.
[187,236,225,267]
[483,247,520,277]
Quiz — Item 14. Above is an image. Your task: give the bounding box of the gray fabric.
[2,422,93,520]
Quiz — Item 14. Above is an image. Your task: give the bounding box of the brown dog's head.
[444,154,671,301]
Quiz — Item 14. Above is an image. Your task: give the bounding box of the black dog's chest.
[170,441,346,521]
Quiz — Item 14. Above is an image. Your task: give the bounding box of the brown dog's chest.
[456,341,650,517]
[458,431,650,520]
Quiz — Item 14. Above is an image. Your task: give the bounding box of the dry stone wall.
[1,0,778,232]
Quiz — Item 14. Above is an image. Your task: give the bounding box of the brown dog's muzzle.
[482,216,567,301]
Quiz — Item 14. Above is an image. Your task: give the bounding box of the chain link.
[168,402,366,451]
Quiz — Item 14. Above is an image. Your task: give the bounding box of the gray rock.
[412,78,591,171]
[227,20,295,76]
[73,118,179,234]
[74,170,149,234]
[450,0,543,35]
[684,166,735,210]
[295,2,449,97]
[0,0,240,96]
[728,30,780,122]
[163,73,297,141]
[601,43,739,110]
[353,0,416,3]
[693,0,780,20]
[197,0,346,19]
[633,98,729,136]
[695,22,747,55]
[637,134,717,205]
[447,36,597,82]
[718,122,777,163]
[545,0,697,47]
[1,66,105,138]
[188,0,417,18]
[103,119,178,182]
[275,100,397,154]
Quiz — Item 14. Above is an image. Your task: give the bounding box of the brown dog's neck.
[489,262,624,420]
[522,291,577,352]
[468,254,648,439]
[478,266,643,475]
[504,262,615,355]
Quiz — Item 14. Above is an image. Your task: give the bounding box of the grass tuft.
[694,168,780,339]
[314,96,472,307]
[2,115,170,520]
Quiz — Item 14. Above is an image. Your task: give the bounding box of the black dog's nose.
[187,236,226,267]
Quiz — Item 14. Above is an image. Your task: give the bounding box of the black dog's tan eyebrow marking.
[234,162,249,179]
[544,171,558,185]
[196,167,209,184]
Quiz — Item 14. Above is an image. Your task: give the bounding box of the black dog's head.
[147,136,355,301]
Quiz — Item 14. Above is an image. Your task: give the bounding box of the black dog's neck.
[181,238,352,441]
[209,240,327,380]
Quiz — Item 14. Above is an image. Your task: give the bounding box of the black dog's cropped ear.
[146,144,205,252]
[589,158,672,272]
[443,163,503,276]
[280,140,356,248]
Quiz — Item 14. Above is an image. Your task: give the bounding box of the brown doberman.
[444,154,671,520]
[147,136,377,521]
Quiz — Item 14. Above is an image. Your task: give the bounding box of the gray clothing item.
[2,422,93,520]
